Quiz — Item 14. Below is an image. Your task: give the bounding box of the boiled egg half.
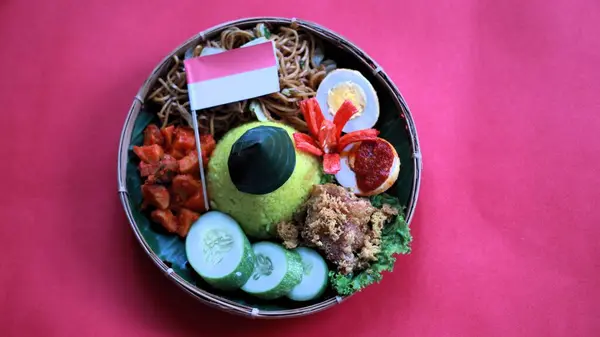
[316,69,380,133]
[335,138,400,196]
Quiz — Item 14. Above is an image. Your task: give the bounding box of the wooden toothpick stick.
[191,110,210,211]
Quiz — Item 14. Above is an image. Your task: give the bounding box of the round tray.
[117,17,422,319]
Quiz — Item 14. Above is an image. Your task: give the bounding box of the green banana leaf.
[228,125,296,195]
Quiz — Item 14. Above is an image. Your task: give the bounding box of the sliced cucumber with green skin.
[185,211,255,291]
[287,247,329,301]
[241,242,303,299]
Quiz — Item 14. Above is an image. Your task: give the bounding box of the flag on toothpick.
[183,40,280,110]
[183,39,280,212]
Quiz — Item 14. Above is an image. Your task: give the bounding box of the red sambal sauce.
[352,140,394,192]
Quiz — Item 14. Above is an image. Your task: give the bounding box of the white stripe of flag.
[184,40,280,111]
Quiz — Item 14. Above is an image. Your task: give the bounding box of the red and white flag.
[183,40,280,111]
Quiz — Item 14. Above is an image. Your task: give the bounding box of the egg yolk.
[326,81,367,119]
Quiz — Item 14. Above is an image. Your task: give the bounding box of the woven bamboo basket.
[117,17,422,319]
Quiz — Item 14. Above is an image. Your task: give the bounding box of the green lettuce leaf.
[328,193,412,296]
[320,174,336,184]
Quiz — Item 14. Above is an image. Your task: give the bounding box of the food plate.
[117,17,422,318]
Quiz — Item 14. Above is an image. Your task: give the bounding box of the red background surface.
[1,0,599,336]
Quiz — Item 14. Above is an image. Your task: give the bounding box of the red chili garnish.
[293,132,319,146]
[292,98,378,174]
[338,129,380,152]
[323,153,341,174]
[332,100,358,140]
[293,133,324,156]
[317,120,338,153]
[299,98,324,139]
[294,97,379,174]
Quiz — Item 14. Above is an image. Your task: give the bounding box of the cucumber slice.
[185,211,255,291]
[241,242,303,299]
[287,247,329,301]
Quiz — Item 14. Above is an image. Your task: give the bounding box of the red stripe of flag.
[184,42,277,83]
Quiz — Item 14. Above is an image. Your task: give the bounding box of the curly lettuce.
[320,173,336,184]
[329,193,412,296]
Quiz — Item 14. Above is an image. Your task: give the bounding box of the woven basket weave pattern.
[117,17,422,319]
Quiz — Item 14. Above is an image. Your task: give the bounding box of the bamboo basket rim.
[117,16,423,319]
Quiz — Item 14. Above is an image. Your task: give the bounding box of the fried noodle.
[147,23,330,138]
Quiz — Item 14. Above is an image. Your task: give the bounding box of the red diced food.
[168,186,184,212]
[137,124,211,239]
[173,127,196,154]
[178,151,200,175]
[200,134,216,163]
[169,149,187,160]
[148,154,179,184]
[161,125,175,150]
[139,161,160,177]
[141,184,170,210]
[133,144,164,163]
[184,192,207,213]
[177,208,200,237]
[143,125,164,146]
[151,209,179,234]
[171,174,202,200]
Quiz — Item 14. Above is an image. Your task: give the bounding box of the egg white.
[316,69,380,133]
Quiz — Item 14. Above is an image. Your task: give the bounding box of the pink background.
[1,0,599,336]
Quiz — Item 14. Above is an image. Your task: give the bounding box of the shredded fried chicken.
[277,184,398,275]
[277,221,300,249]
